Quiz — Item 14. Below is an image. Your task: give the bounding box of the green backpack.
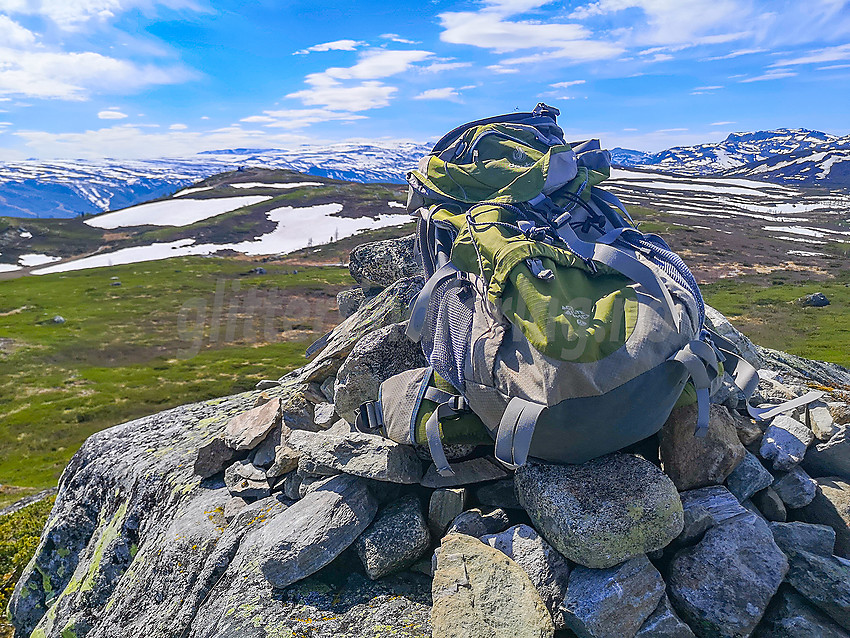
[355,103,779,476]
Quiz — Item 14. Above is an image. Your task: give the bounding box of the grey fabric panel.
[379,367,431,445]
[525,360,690,465]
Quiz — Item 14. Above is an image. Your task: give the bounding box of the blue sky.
[0,0,848,160]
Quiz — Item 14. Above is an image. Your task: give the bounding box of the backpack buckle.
[449,395,468,413]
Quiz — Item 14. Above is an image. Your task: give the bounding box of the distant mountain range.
[612,128,850,187]
[0,143,430,219]
[2,129,848,220]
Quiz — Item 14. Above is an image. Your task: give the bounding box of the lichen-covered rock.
[760,414,815,471]
[288,427,423,484]
[259,474,378,589]
[804,427,850,481]
[668,514,788,638]
[772,465,817,509]
[348,234,419,292]
[481,524,571,629]
[431,533,554,638]
[337,287,365,319]
[354,494,431,580]
[446,507,510,537]
[797,477,850,558]
[333,321,426,423]
[784,548,850,631]
[635,594,697,638]
[659,403,746,491]
[769,521,836,557]
[725,451,773,501]
[753,586,850,638]
[562,555,665,638]
[515,455,684,569]
[757,347,850,388]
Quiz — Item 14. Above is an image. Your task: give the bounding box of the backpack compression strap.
[494,397,547,470]
[422,387,470,477]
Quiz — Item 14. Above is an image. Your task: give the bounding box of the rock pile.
[9,234,850,638]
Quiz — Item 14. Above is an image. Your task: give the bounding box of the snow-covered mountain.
[614,129,850,188]
[0,143,429,220]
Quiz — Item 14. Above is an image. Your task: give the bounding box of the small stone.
[52,315,65,324]
[752,486,787,522]
[804,427,850,481]
[668,514,788,638]
[809,401,840,441]
[726,451,774,501]
[260,474,378,589]
[288,427,423,484]
[194,437,239,478]
[446,507,510,537]
[266,442,300,479]
[733,415,765,447]
[223,497,249,522]
[431,533,555,638]
[798,292,830,307]
[224,459,271,499]
[253,391,272,407]
[474,479,522,510]
[769,521,836,557]
[797,477,850,558]
[678,485,750,546]
[320,376,336,402]
[333,321,427,424]
[481,524,571,629]
[337,287,365,319]
[753,586,850,638]
[562,555,665,638]
[255,379,280,390]
[354,494,431,580]
[785,548,850,631]
[829,402,850,426]
[659,403,747,491]
[635,593,696,638]
[772,466,817,509]
[428,488,466,538]
[515,455,684,569]
[223,397,281,451]
[281,471,302,501]
[313,402,336,428]
[760,414,815,471]
[421,457,509,489]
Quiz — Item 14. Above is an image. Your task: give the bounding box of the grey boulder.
[259,474,378,589]
[562,555,665,638]
[348,234,419,292]
[446,507,510,537]
[635,594,696,638]
[354,494,431,580]
[515,455,683,569]
[337,287,365,319]
[769,521,836,557]
[725,451,773,502]
[223,397,281,451]
[804,426,850,481]
[677,485,749,546]
[797,476,850,558]
[753,586,850,638]
[333,321,426,424]
[772,465,818,508]
[668,514,788,638]
[785,548,850,631]
[223,459,271,499]
[760,414,814,471]
[428,487,466,538]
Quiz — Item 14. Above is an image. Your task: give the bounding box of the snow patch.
[0,263,21,273]
[19,231,32,239]
[84,195,272,229]
[18,253,60,267]
[387,201,405,208]
[174,186,214,197]
[229,181,324,189]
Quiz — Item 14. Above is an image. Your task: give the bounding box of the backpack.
[354,103,816,476]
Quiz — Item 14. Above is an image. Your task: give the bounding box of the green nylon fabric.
[432,205,638,362]
[413,372,491,446]
[410,122,576,204]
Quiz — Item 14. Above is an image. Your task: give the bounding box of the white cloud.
[0,0,202,30]
[413,87,460,100]
[293,39,367,55]
[770,43,850,67]
[711,121,736,125]
[551,80,585,88]
[169,123,187,130]
[380,33,419,44]
[418,61,473,73]
[818,63,850,70]
[703,48,767,61]
[97,109,127,119]
[242,108,367,130]
[0,15,36,47]
[739,69,798,82]
[240,115,276,123]
[0,47,194,100]
[287,49,433,111]
[694,85,723,91]
[487,64,520,74]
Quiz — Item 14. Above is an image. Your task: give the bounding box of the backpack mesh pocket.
[421,279,474,392]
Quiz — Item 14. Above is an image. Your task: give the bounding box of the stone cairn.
[186,234,850,638]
